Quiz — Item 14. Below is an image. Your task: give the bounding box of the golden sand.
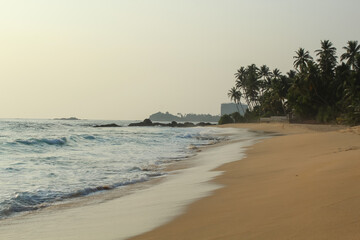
[131,123,360,240]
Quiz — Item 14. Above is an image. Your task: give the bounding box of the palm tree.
[258,65,272,94]
[293,48,313,71]
[235,66,251,110]
[228,87,245,115]
[234,67,246,82]
[235,67,246,91]
[258,65,271,80]
[315,40,338,106]
[269,69,289,114]
[267,69,282,96]
[341,41,360,70]
[272,68,282,83]
[355,53,360,71]
[245,64,260,109]
[315,40,337,75]
[287,70,297,80]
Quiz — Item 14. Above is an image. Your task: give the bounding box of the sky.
[0,0,359,120]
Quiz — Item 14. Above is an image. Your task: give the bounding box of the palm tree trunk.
[239,102,245,116]
[235,101,240,114]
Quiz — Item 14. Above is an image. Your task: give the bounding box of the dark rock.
[196,122,213,126]
[143,118,152,124]
[183,122,195,127]
[94,123,121,128]
[128,119,213,128]
[128,119,154,127]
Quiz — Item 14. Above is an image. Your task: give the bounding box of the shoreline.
[0,127,259,239]
[131,123,360,240]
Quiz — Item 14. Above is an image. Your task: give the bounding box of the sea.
[0,118,228,220]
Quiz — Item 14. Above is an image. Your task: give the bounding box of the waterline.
[0,128,264,240]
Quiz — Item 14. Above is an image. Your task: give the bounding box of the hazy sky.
[1,0,359,120]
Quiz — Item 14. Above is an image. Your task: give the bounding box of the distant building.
[221,103,248,116]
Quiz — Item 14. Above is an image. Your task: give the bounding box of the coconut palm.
[228,39,360,124]
[258,65,271,80]
[258,65,272,94]
[341,41,360,70]
[245,64,260,109]
[355,53,360,71]
[287,70,297,80]
[234,66,246,88]
[228,87,241,102]
[315,40,337,75]
[228,87,245,114]
[272,68,282,81]
[315,40,338,106]
[234,66,246,80]
[234,66,251,109]
[293,48,313,71]
[269,69,288,114]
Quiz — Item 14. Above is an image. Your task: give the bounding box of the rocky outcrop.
[54,117,80,120]
[196,122,213,126]
[128,119,214,127]
[128,119,154,127]
[94,123,122,128]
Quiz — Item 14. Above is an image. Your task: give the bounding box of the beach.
[0,123,257,240]
[131,123,360,240]
[1,123,360,240]
[2,1,359,239]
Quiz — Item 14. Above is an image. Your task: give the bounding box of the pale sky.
[0,0,359,120]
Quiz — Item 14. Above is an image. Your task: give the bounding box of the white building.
[221,103,248,116]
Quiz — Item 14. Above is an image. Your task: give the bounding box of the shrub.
[218,114,234,125]
[231,112,245,123]
[316,106,336,123]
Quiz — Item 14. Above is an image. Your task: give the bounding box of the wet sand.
[131,123,360,240]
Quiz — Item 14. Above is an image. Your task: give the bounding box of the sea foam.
[0,119,225,219]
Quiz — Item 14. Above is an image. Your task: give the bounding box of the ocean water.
[0,119,225,220]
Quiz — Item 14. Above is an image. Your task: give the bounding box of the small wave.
[0,191,57,218]
[129,165,160,172]
[66,186,114,198]
[176,133,199,139]
[15,137,67,146]
[83,135,96,140]
[0,187,108,219]
[188,144,201,152]
[5,167,20,172]
[0,175,158,219]
[0,202,44,218]
[146,172,163,177]
[176,133,219,141]
[129,167,142,172]
[196,136,219,141]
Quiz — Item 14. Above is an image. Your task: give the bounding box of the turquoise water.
[0,119,224,219]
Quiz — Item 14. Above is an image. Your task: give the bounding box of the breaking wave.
[0,119,226,220]
[15,137,68,146]
[0,173,161,219]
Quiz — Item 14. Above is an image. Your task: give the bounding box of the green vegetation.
[149,111,220,122]
[218,114,234,125]
[227,40,360,125]
[218,112,247,125]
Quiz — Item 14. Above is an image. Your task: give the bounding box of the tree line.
[149,111,220,122]
[225,40,360,125]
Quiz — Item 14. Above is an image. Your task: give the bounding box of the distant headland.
[149,112,220,122]
[53,117,80,120]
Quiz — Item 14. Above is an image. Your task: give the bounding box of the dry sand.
[131,123,360,240]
